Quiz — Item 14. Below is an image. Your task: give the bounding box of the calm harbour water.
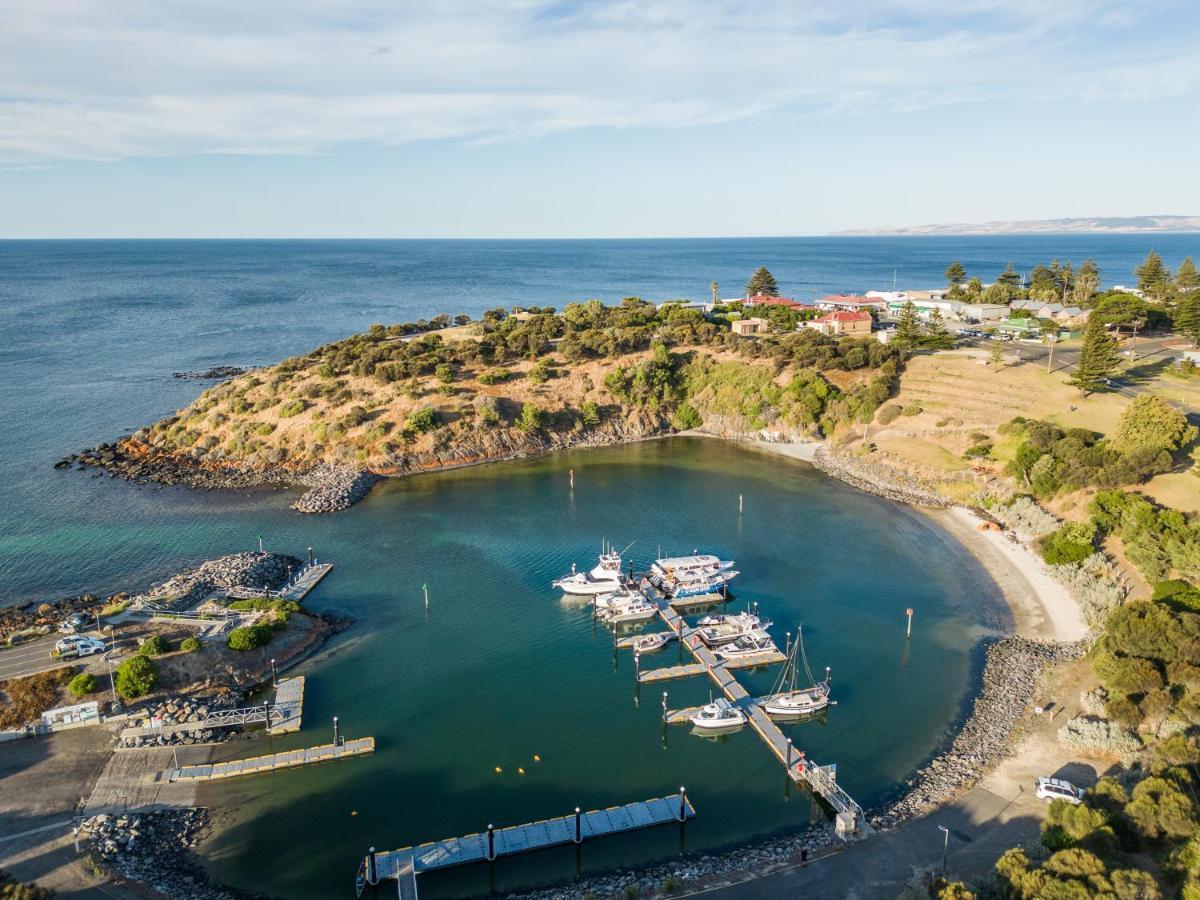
[0,236,1195,897]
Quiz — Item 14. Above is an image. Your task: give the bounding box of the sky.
[2,0,1199,238]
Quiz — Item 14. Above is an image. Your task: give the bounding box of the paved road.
[0,633,129,682]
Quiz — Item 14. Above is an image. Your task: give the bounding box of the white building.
[870,290,1007,322]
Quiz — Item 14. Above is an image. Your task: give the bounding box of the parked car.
[58,613,89,633]
[1035,777,1084,805]
[53,636,106,659]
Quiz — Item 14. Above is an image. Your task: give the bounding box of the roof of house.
[815,310,872,323]
[744,293,802,307]
[819,294,884,306]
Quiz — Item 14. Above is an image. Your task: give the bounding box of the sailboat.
[758,625,832,719]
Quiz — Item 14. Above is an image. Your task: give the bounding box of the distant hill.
[833,215,1200,237]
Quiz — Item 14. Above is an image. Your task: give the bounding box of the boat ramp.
[356,792,695,899]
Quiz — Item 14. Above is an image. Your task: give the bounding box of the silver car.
[1035,777,1084,805]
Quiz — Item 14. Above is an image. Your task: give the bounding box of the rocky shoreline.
[79,810,265,900]
[871,636,1084,829]
[810,445,952,508]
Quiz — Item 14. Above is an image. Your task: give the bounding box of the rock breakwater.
[143,551,300,607]
[811,445,951,508]
[80,809,262,899]
[292,466,381,513]
[871,637,1084,829]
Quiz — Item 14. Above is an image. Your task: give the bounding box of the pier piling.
[333,716,340,747]
[487,824,495,861]
[678,787,687,822]
[574,807,582,844]
[367,847,377,885]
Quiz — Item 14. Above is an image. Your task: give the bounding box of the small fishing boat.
[554,541,631,595]
[632,632,675,653]
[713,628,777,661]
[695,611,770,647]
[759,625,833,719]
[689,698,747,730]
[603,597,659,624]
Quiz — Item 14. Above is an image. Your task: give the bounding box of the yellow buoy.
[494,766,503,774]
[351,811,358,816]
[533,754,541,763]
[518,767,525,775]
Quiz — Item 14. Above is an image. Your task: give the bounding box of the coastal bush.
[964,442,992,459]
[115,655,157,699]
[0,869,55,899]
[901,404,923,416]
[1040,522,1097,565]
[670,403,702,431]
[516,403,546,432]
[180,636,201,653]
[474,395,501,426]
[1059,715,1142,757]
[278,400,307,418]
[67,672,97,698]
[405,407,440,434]
[527,360,554,384]
[877,404,902,426]
[138,634,170,656]
[579,401,601,427]
[1089,490,1200,583]
[1048,553,1125,625]
[435,363,454,384]
[255,423,275,436]
[227,624,273,651]
[1113,394,1197,455]
[994,496,1059,537]
[341,406,369,429]
[476,368,510,385]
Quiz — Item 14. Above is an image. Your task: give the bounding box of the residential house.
[731,317,768,336]
[817,294,888,313]
[880,292,1006,322]
[742,293,807,310]
[804,310,873,336]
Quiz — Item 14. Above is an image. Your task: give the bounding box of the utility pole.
[939,824,950,874]
[1046,332,1057,374]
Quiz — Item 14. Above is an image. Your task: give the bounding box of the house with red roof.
[742,292,806,310]
[804,310,873,337]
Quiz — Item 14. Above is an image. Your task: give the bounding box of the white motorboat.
[554,542,630,595]
[651,554,736,579]
[695,611,771,647]
[759,625,833,718]
[593,588,644,611]
[603,597,659,624]
[713,628,777,661]
[632,632,675,653]
[689,698,747,730]
[648,553,739,599]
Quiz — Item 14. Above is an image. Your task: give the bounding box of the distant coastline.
[833,214,1200,237]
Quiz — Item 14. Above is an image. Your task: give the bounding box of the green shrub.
[278,400,307,418]
[1040,522,1096,565]
[405,407,440,434]
[516,403,546,432]
[138,634,170,656]
[965,442,993,459]
[227,624,273,651]
[115,655,157,699]
[670,403,702,431]
[477,368,510,385]
[901,403,923,416]
[435,363,455,384]
[579,401,601,427]
[527,360,554,384]
[877,404,902,425]
[180,636,201,653]
[255,423,275,436]
[68,672,97,698]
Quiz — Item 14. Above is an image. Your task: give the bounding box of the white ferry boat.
[648,554,738,599]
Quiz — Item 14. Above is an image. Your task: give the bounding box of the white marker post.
[906,607,914,639]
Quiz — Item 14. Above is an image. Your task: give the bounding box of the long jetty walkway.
[169,736,374,782]
[635,588,870,839]
[356,792,696,899]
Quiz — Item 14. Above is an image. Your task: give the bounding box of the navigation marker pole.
[906,608,914,639]
[423,583,429,610]
[569,468,574,491]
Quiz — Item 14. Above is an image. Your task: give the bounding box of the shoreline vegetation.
[34,281,1200,898]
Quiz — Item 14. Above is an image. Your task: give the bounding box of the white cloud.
[0,0,1193,163]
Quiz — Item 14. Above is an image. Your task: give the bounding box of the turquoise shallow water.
[191,438,1008,898]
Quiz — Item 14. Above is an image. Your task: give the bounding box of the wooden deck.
[281,563,333,601]
[169,736,374,782]
[357,793,695,898]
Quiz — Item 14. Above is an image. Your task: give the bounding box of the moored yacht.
[648,554,739,599]
[695,611,771,648]
[554,543,628,595]
[632,632,675,653]
[688,698,747,730]
[601,596,658,624]
[713,628,777,661]
[758,625,833,718]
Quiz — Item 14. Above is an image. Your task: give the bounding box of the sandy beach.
[929,506,1088,642]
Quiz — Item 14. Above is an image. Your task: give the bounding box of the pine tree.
[1135,250,1172,301]
[1174,292,1200,347]
[998,263,1022,288]
[923,309,955,349]
[1176,257,1200,292]
[945,261,967,287]
[894,301,922,346]
[1070,316,1122,395]
[745,266,778,297]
